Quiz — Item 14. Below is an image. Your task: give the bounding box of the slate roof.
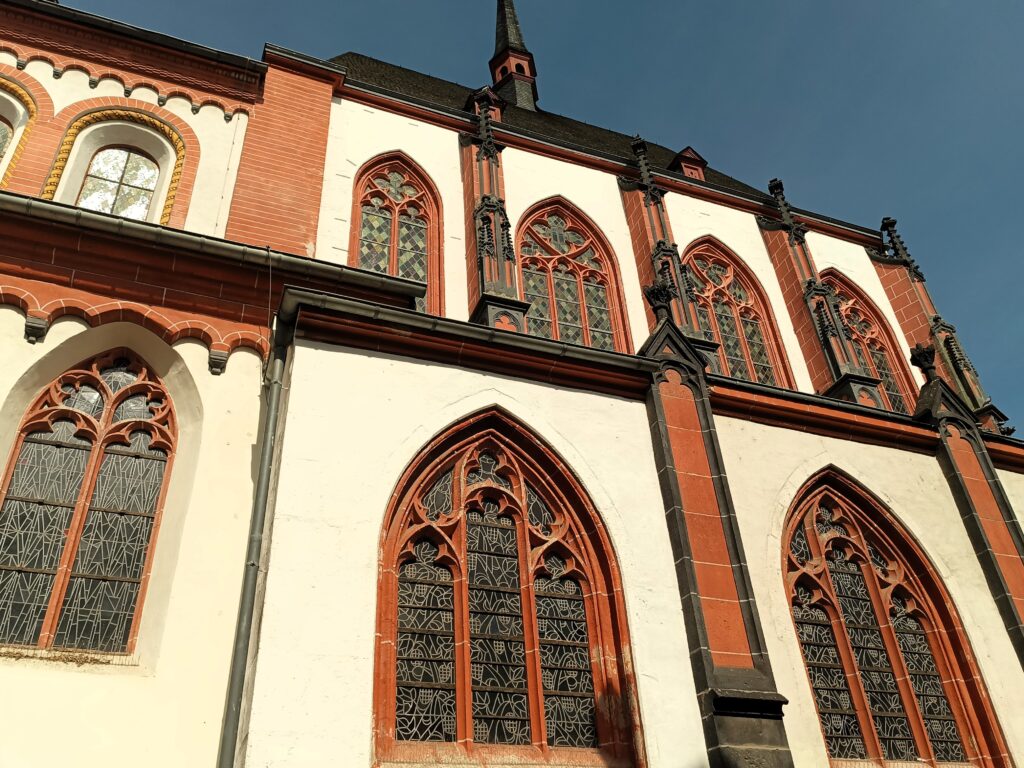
[331,52,768,200]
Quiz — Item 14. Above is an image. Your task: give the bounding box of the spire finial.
[489,0,538,111]
[495,0,528,57]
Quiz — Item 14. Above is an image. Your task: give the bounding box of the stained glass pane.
[112,186,153,221]
[741,317,777,386]
[53,431,166,652]
[467,500,530,744]
[523,268,553,340]
[870,349,908,415]
[61,384,104,418]
[101,359,139,393]
[583,282,614,352]
[467,453,509,488]
[0,422,90,646]
[398,209,428,313]
[420,471,453,522]
[535,555,596,747]
[829,552,917,761]
[0,121,11,158]
[891,599,966,762]
[553,272,583,346]
[396,540,456,742]
[790,525,810,565]
[122,153,159,191]
[792,586,867,759]
[525,484,554,536]
[87,148,129,182]
[714,301,750,381]
[359,204,392,274]
[705,262,727,286]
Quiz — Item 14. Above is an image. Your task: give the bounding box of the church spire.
[489,0,538,111]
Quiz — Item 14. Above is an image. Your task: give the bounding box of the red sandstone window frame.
[681,236,796,388]
[0,348,176,655]
[821,269,918,413]
[782,467,1011,767]
[372,408,645,768]
[348,151,445,315]
[515,198,633,353]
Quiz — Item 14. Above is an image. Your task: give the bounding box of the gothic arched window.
[517,200,629,352]
[784,470,1010,766]
[0,349,175,654]
[683,238,791,386]
[350,153,443,314]
[375,409,640,765]
[822,272,914,414]
[77,146,160,221]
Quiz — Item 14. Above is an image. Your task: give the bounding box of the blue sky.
[72,0,1024,425]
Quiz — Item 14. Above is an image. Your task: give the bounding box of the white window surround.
[0,89,30,181]
[54,121,176,224]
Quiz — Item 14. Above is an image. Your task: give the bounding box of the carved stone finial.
[764,177,807,245]
[910,343,938,382]
[881,216,924,281]
[643,258,679,323]
[768,178,785,197]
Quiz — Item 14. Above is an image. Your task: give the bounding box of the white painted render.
[805,231,925,387]
[316,99,470,319]
[2,59,247,237]
[0,308,263,768]
[243,342,709,768]
[997,468,1024,518]
[662,191,814,392]
[714,415,1024,767]
[501,147,650,352]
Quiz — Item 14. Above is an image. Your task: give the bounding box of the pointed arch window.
[376,411,640,765]
[823,274,913,414]
[350,154,443,314]
[785,473,1009,766]
[0,350,175,654]
[683,239,790,387]
[517,202,628,352]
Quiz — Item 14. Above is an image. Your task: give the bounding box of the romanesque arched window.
[822,272,914,414]
[517,200,629,352]
[0,349,175,654]
[350,153,443,314]
[683,237,791,387]
[77,146,160,220]
[374,409,640,765]
[0,116,12,160]
[784,470,1009,766]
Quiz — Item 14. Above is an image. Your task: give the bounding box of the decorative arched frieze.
[0,279,267,374]
[681,235,795,387]
[783,466,1010,766]
[820,269,917,414]
[515,197,632,353]
[0,42,252,118]
[374,407,645,766]
[41,106,194,225]
[348,151,445,314]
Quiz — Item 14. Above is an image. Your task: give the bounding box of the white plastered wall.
[0,307,263,768]
[316,100,469,319]
[501,147,649,352]
[244,342,708,768]
[715,416,1024,767]
[805,231,925,387]
[6,58,248,237]
[997,468,1024,519]
[662,191,813,392]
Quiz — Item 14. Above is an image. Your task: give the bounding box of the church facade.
[0,1,1021,767]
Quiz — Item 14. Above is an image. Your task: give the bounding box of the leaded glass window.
[685,243,783,386]
[825,278,912,414]
[77,147,159,221]
[353,158,440,313]
[0,349,175,653]
[786,483,977,765]
[379,426,636,761]
[0,118,12,160]
[518,205,623,351]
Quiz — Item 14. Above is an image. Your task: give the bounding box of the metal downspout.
[216,308,296,768]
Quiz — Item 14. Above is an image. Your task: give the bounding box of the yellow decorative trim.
[0,76,37,189]
[42,109,186,226]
